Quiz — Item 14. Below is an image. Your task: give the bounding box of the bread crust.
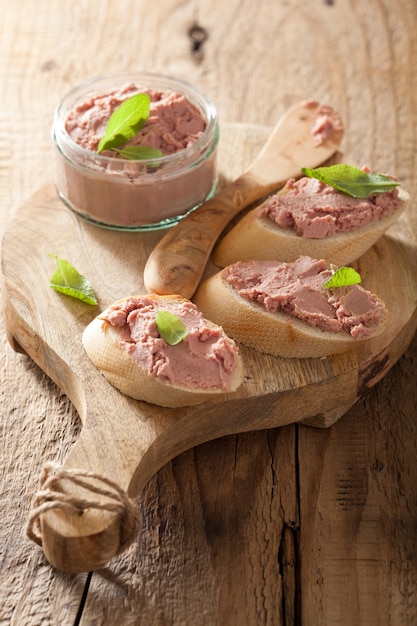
[213,187,409,268]
[193,271,389,359]
[82,295,244,407]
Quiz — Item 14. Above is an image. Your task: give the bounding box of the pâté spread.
[303,99,344,146]
[104,296,240,390]
[259,170,405,239]
[65,82,207,155]
[222,256,386,339]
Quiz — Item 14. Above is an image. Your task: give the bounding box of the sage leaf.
[301,164,400,198]
[97,93,151,153]
[323,266,362,289]
[49,255,98,305]
[156,310,188,345]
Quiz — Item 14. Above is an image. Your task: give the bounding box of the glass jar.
[52,72,219,230]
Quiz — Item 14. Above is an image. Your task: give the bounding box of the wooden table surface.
[1,1,417,624]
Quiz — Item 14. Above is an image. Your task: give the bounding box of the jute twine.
[26,461,141,555]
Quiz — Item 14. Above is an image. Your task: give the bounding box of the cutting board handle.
[19,357,169,572]
[26,458,141,572]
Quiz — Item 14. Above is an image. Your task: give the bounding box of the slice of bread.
[213,186,409,268]
[193,261,389,359]
[82,294,244,407]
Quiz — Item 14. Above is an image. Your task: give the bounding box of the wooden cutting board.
[2,123,417,573]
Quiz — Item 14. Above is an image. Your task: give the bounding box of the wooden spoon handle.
[143,171,276,298]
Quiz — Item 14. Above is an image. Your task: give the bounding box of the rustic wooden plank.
[298,332,417,625]
[0,346,87,625]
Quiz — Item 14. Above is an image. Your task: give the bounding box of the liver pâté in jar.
[52,72,219,231]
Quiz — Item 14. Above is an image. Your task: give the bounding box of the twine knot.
[26,461,141,556]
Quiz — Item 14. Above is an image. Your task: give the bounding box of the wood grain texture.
[1,0,417,624]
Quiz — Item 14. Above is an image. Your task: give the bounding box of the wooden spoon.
[144,100,344,298]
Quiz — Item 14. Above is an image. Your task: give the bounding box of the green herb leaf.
[323,266,362,289]
[301,164,400,198]
[155,310,188,345]
[114,146,163,160]
[97,93,151,153]
[49,255,98,305]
